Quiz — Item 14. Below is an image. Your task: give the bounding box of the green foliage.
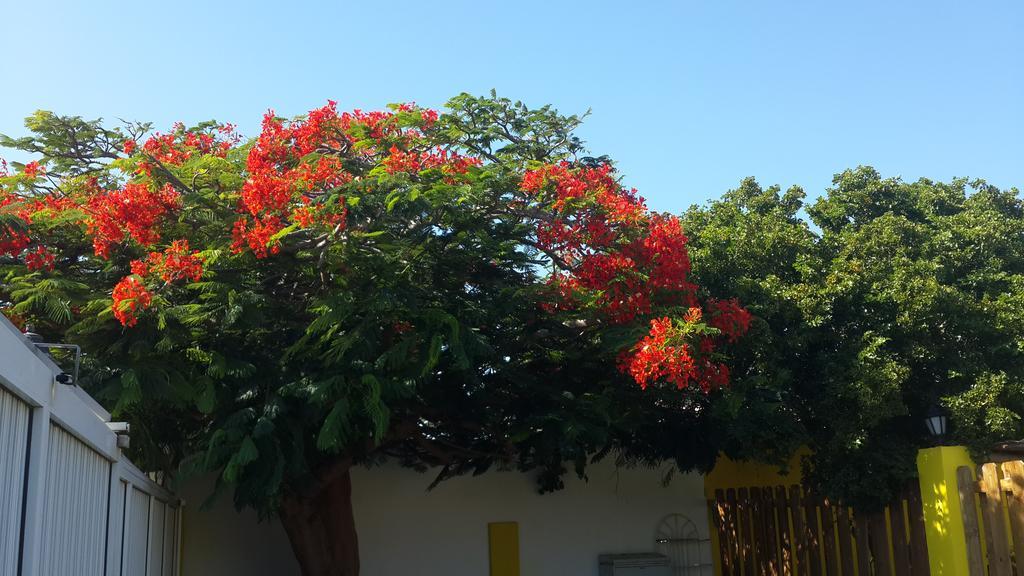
[945,372,1024,455]
[684,168,1024,508]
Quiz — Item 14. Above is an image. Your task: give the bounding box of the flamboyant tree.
[0,94,750,576]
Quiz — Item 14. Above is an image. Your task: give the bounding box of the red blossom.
[524,161,750,390]
[130,259,149,276]
[620,318,696,390]
[135,125,238,175]
[111,275,152,327]
[25,246,55,271]
[381,146,481,176]
[708,298,753,342]
[231,215,283,258]
[0,230,30,257]
[523,163,690,324]
[137,240,204,283]
[23,161,43,179]
[234,101,448,255]
[86,183,180,258]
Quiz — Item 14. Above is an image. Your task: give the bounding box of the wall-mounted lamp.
[925,404,948,440]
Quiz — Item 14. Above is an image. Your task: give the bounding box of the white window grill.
[654,513,713,575]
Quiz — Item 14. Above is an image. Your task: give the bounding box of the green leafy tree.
[0,94,751,575]
[684,169,1024,508]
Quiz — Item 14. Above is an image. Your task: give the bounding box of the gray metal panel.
[39,423,111,576]
[125,487,151,576]
[161,505,177,576]
[0,386,31,576]
[148,500,165,576]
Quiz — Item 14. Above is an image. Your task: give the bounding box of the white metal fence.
[0,314,181,576]
[0,385,31,576]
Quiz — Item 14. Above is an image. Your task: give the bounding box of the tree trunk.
[279,464,360,576]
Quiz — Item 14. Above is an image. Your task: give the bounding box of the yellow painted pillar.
[916,445,977,575]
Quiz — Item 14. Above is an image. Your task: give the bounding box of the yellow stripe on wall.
[488,521,520,576]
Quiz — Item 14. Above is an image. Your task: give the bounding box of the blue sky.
[1,0,1020,214]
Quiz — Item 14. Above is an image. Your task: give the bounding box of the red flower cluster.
[0,189,31,257]
[86,183,180,258]
[232,106,347,256]
[234,101,443,257]
[231,215,283,258]
[522,162,645,221]
[524,162,751,391]
[142,127,234,164]
[1,184,78,264]
[523,163,694,323]
[130,239,204,283]
[708,298,753,342]
[134,124,238,175]
[619,316,735,392]
[111,275,152,327]
[291,203,347,230]
[0,224,29,257]
[25,246,55,271]
[382,145,482,177]
[621,318,695,389]
[23,161,44,179]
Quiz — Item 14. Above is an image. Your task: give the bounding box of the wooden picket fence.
[710,484,930,575]
[956,460,1024,575]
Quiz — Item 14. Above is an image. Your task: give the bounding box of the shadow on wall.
[180,460,708,576]
[180,476,301,576]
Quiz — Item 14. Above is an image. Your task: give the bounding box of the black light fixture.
[925,404,948,440]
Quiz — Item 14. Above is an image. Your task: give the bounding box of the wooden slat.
[979,462,1013,575]
[714,482,939,576]
[836,506,856,576]
[762,488,781,576]
[854,512,872,576]
[804,491,823,576]
[739,488,755,575]
[752,489,768,575]
[904,484,930,576]
[777,486,794,576]
[726,489,741,575]
[791,486,810,575]
[890,499,912,576]
[820,498,839,576]
[1000,461,1024,573]
[956,467,986,576]
[714,490,734,576]
[868,510,893,576]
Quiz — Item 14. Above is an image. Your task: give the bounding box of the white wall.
[179,476,299,576]
[180,460,709,576]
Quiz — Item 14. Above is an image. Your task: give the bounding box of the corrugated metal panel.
[162,506,177,576]
[124,487,151,576]
[148,500,165,575]
[39,423,111,576]
[0,386,31,576]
